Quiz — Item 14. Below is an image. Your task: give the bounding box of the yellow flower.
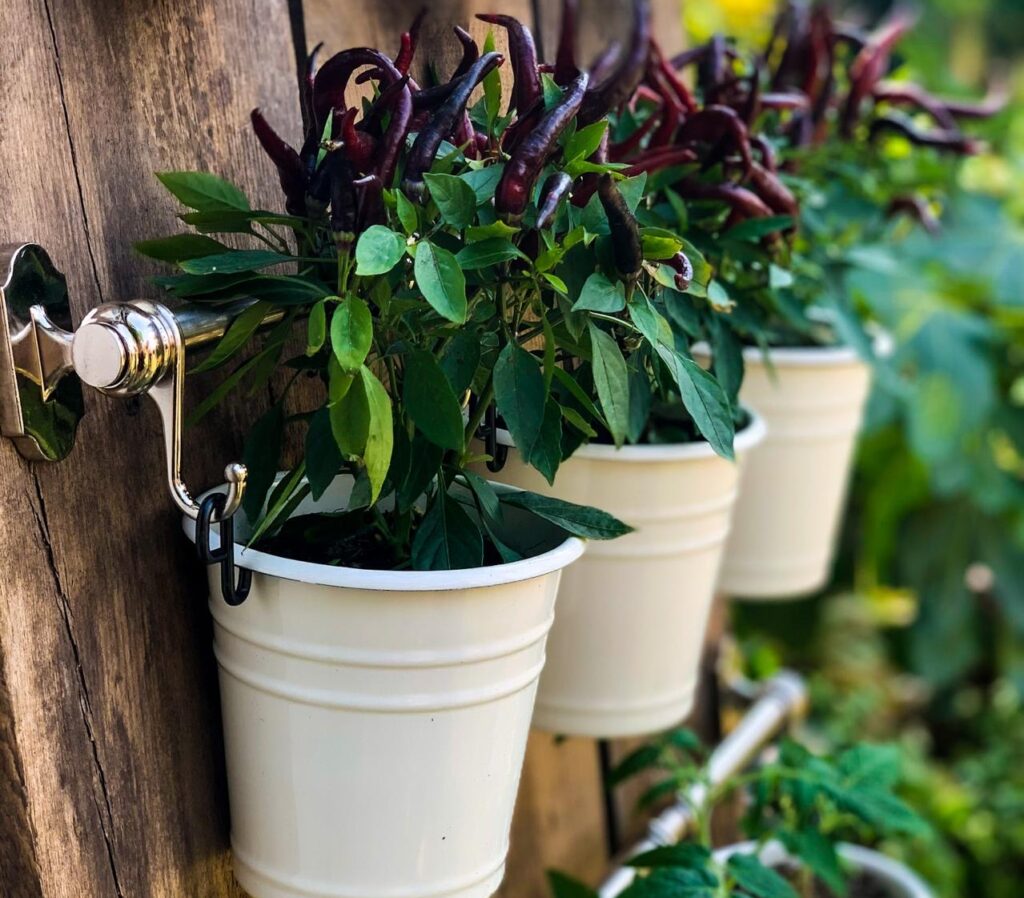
[685,0,777,47]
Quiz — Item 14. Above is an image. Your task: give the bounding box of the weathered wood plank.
[0,0,301,894]
[498,732,609,898]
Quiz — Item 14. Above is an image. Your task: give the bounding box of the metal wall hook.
[0,243,285,525]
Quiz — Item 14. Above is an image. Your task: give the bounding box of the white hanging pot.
[183,474,584,898]
[714,841,935,898]
[474,413,765,738]
[694,343,874,600]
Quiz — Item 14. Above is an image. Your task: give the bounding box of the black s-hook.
[196,493,252,606]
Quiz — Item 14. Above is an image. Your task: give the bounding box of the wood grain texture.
[0,0,299,894]
[498,731,609,898]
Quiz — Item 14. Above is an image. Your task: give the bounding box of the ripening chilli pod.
[494,71,589,224]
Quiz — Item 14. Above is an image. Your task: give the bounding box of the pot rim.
[182,479,585,592]
[692,328,893,368]
[714,841,934,898]
[492,406,767,463]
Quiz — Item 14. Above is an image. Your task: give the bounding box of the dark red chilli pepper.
[554,0,579,86]
[699,34,728,103]
[840,9,917,136]
[588,41,623,86]
[748,162,798,218]
[676,105,753,176]
[760,92,810,111]
[451,27,480,79]
[475,15,542,114]
[500,96,545,154]
[354,174,386,232]
[329,153,358,249]
[872,82,957,130]
[673,178,774,221]
[622,146,697,178]
[536,172,574,230]
[665,251,693,291]
[869,114,982,155]
[313,48,409,132]
[339,107,376,170]
[395,8,427,75]
[598,175,643,281]
[670,44,709,71]
[403,51,503,201]
[360,74,412,137]
[578,0,651,125]
[940,84,1009,119]
[454,111,478,158]
[750,135,777,172]
[649,40,697,113]
[300,43,324,134]
[609,110,660,161]
[251,109,307,216]
[886,195,940,235]
[494,71,589,223]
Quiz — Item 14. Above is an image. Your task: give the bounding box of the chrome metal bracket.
[0,242,266,522]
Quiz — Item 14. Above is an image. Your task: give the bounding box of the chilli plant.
[137,7,738,571]
[549,729,931,898]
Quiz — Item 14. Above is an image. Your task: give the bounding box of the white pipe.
[598,671,808,898]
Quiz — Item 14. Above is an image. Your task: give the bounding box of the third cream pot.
[698,344,873,600]
[476,414,765,738]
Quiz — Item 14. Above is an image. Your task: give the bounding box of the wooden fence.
[0,1,697,895]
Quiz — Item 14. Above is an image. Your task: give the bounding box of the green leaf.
[241,405,284,522]
[589,324,630,447]
[134,233,227,263]
[193,300,273,373]
[424,173,478,228]
[466,218,519,242]
[619,868,717,898]
[412,489,484,570]
[461,470,503,524]
[725,215,793,241]
[527,398,563,485]
[461,164,505,204]
[247,463,309,546]
[552,366,607,430]
[482,31,502,125]
[837,744,903,790]
[547,871,599,898]
[330,373,370,458]
[244,275,332,305]
[404,350,465,451]
[156,171,250,212]
[331,296,373,371]
[607,744,662,786]
[627,297,735,459]
[456,238,527,270]
[355,225,407,275]
[493,343,547,458]
[179,249,290,275]
[307,300,327,356]
[564,120,608,162]
[440,331,481,394]
[541,72,563,108]
[627,845,711,870]
[414,241,468,323]
[500,490,632,540]
[573,273,626,313]
[358,366,394,503]
[305,408,342,501]
[726,854,798,898]
[641,233,683,261]
[779,829,844,896]
[396,190,419,235]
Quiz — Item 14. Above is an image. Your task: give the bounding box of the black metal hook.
[196,493,252,606]
[482,402,509,473]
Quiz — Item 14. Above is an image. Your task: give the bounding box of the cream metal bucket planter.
[183,476,584,898]
[715,842,935,898]
[697,344,873,600]
[476,415,765,738]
